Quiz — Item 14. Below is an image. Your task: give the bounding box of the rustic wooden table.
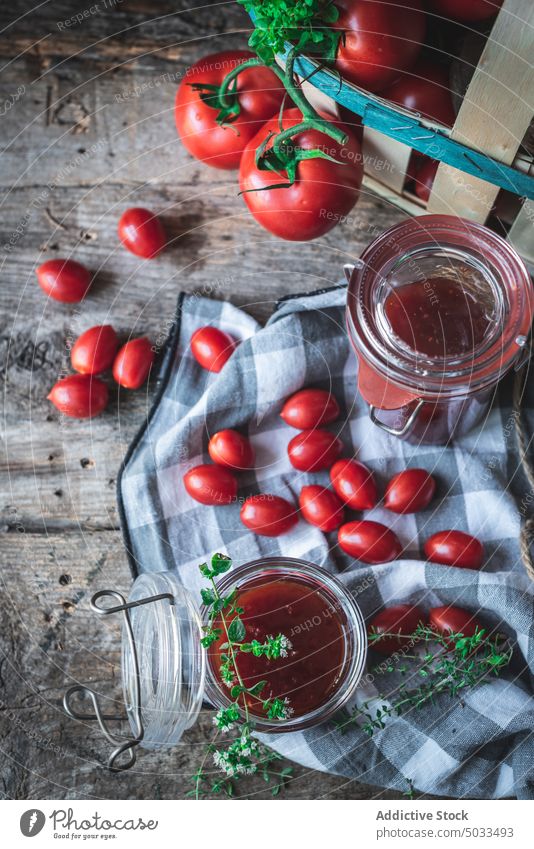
[0,0,417,800]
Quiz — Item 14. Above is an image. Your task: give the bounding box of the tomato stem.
[217,57,264,111]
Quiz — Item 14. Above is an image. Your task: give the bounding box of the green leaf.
[200,588,216,606]
[228,617,246,642]
[211,552,232,575]
[247,680,267,697]
[230,684,246,699]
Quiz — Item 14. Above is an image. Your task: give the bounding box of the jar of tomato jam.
[345,215,534,444]
[64,558,367,769]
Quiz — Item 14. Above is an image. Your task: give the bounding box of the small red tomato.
[280,389,340,430]
[330,459,377,510]
[36,259,91,303]
[118,208,166,258]
[240,494,297,537]
[299,486,345,532]
[287,429,342,472]
[368,605,427,656]
[381,60,456,128]
[208,429,255,469]
[384,469,436,514]
[190,326,237,373]
[184,464,237,505]
[338,520,402,564]
[71,325,119,375]
[429,605,482,638]
[424,530,483,569]
[113,337,155,389]
[47,374,108,418]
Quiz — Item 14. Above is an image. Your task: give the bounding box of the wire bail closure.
[63,589,174,772]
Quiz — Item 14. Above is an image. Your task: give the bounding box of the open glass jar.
[64,558,367,770]
[346,215,534,444]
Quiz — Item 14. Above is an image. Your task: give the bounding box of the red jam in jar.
[346,216,534,444]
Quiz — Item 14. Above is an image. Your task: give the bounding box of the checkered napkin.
[118,287,534,800]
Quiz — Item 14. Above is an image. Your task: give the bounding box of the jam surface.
[209,576,346,719]
[384,276,491,358]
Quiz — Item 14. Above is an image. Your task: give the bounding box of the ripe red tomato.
[190,326,237,373]
[334,0,426,93]
[208,429,255,469]
[118,208,166,258]
[281,389,340,430]
[36,259,91,303]
[381,60,455,127]
[384,468,436,514]
[413,157,438,203]
[429,605,482,638]
[184,464,238,505]
[71,325,119,375]
[368,605,427,655]
[112,337,155,389]
[299,485,345,532]
[47,374,108,418]
[287,429,343,472]
[240,494,297,536]
[424,530,483,569]
[338,520,402,563]
[330,459,377,509]
[239,108,363,241]
[175,50,287,170]
[428,0,502,23]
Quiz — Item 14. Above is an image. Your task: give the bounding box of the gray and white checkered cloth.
[118,287,534,799]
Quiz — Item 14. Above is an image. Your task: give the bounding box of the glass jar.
[345,215,534,444]
[65,558,367,769]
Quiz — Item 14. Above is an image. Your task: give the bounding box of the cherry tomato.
[368,605,427,655]
[175,50,287,170]
[47,374,108,418]
[381,60,455,127]
[71,325,119,375]
[334,0,426,93]
[424,530,483,569]
[428,0,502,23]
[240,494,297,537]
[184,464,238,505]
[190,326,237,373]
[239,108,363,241]
[208,429,255,469]
[330,459,377,510]
[281,388,340,430]
[299,485,345,532]
[36,259,91,303]
[112,337,155,389]
[287,429,343,472]
[384,468,436,514]
[338,520,402,563]
[118,208,166,258]
[413,157,438,203]
[429,605,482,638]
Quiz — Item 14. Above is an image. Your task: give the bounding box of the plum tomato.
[118,208,167,258]
[287,429,343,472]
[334,0,426,93]
[47,374,108,418]
[112,337,155,389]
[381,60,456,127]
[36,258,91,303]
[429,605,482,638]
[239,108,363,241]
[208,429,255,469]
[299,485,345,532]
[428,0,502,23]
[71,325,119,375]
[338,520,402,563]
[384,468,436,514]
[184,463,238,505]
[190,326,237,373]
[368,605,427,655]
[424,530,483,569]
[175,50,287,170]
[330,458,377,510]
[280,388,340,430]
[240,494,297,536]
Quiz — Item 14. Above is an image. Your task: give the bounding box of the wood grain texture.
[0,0,413,801]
